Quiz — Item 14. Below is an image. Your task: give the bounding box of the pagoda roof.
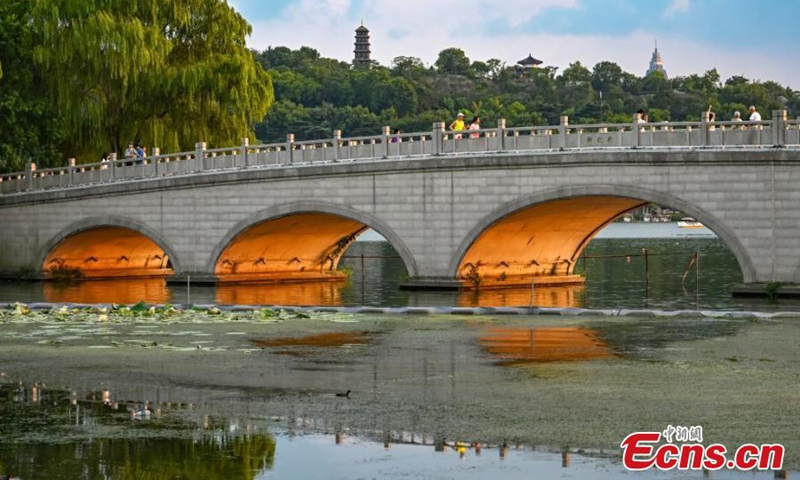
[517,54,543,66]
[356,25,369,33]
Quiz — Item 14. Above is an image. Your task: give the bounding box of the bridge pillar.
[109,152,117,180]
[195,142,207,171]
[152,148,160,176]
[332,130,341,161]
[559,116,569,148]
[241,137,250,167]
[382,125,391,158]
[25,160,34,191]
[433,122,445,155]
[700,111,709,146]
[286,134,295,164]
[68,158,76,185]
[772,110,786,146]
[497,118,506,151]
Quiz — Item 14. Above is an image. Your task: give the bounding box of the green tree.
[31,0,274,161]
[0,0,64,173]
[271,70,322,106]
[558,61,592,86]
[249,46,798,146]
[592,61,624,92]
[373,77,418,115]
[434,48,471,76]
[391,56,425,77]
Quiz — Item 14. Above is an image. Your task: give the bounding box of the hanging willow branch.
[31,0,274,160]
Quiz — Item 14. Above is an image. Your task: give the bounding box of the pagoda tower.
[353,23,371,69]
[646,41,667,77]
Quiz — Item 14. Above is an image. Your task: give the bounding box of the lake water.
[1,224,795,480]
[0,223,790,311]
[1,312,798,479]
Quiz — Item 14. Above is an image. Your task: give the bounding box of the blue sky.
[232,0,800,88]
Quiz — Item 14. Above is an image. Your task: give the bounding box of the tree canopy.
[252,47,797,144]
[0,0,64,173]
[29,0,273,160]
[1,8,799,175]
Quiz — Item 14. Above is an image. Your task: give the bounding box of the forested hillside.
[253,46,799,143]
[1,0,797,174]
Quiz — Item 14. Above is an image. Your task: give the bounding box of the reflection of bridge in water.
[2,111,800,295]
[40,274,587,307]
[480,326,614,365]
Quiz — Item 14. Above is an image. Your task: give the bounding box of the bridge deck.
[1,113,798,197]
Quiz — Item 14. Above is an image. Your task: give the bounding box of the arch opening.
[214,212,391,284]
[43,226,174,279]
[456,196,650,288]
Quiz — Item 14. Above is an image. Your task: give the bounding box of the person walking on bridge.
[468,116,481,138]
[746,105,762,131]
[449,112,466,139]
[748,105,761,122]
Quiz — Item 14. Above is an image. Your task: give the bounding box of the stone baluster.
[631,115,641,147]
[286,134,295,164]
[152,147,160,177]
[109,152,117,180]
[497,118,506,151]
[332,130,341,161]
[25,160,33,191]
[241,137,250,167]
[195,142,207,171]
[433,122,445,155]
[772,110,786,146]
[559,116,569,149]
[382,125,391,158]
[700,111,709,146]
[68,158,76,186]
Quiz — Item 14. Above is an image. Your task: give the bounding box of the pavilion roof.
[517,54,543,66]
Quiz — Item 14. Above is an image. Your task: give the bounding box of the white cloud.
[664,0,690,18]
[246,0,798,89]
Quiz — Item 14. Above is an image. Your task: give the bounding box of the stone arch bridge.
[1,113,799,292]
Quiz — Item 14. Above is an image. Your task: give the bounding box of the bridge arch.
[207,201,419,281]
[448,185,756,284]
[38,216,182,278]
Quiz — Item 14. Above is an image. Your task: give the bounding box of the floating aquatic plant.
[0,303,357,326]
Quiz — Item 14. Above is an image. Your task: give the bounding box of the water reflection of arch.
[216,281,343,306]
[481,326,613,365]
[44,278,171,304]
[459,284,584,308]
[207,202,418,280]
[38,216,182,277]
[449,185,756,284]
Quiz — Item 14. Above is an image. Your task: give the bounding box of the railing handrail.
[2,110,796,194]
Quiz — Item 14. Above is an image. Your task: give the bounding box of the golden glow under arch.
[43,226,173,279]
[457,196,646,287]
[214,212,368,283]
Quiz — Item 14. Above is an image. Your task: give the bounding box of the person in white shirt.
[748,105,761,122]
[124,143,138,159]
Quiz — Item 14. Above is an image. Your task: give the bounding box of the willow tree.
[31,0,274,160]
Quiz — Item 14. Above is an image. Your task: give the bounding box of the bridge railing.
[1,110,796,196]
[787,117,800,145]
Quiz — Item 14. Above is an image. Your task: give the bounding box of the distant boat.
[677,217,704,228]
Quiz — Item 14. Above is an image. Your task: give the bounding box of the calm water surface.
[0,223,793,311]
[1,312,798,479]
